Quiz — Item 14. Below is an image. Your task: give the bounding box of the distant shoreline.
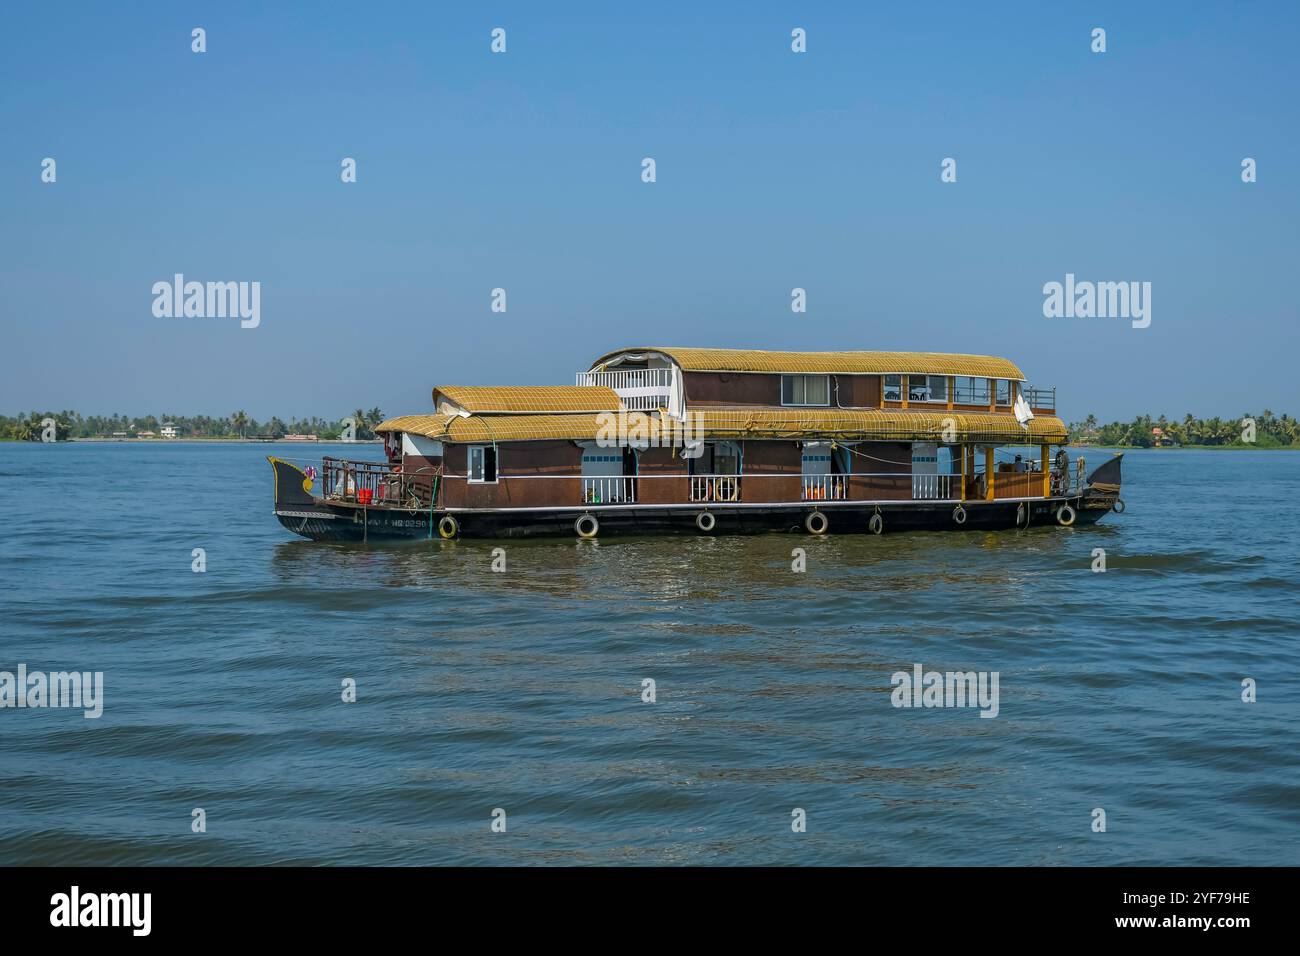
[62,437,383,444]
[1071,443,1299,452]
[3,438,1293,451]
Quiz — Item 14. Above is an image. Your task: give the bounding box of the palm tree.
[352,408,368,440]
[231,410,249,439]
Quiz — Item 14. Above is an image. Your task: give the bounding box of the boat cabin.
[326,347,1069,517]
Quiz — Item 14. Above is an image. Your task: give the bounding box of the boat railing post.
[1041,444,1051,498]
[960,443,967,501]
[985,447,995,501]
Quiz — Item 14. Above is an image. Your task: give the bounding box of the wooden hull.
[274,497,1114,541]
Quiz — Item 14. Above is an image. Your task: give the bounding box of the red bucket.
[358,488,373,504]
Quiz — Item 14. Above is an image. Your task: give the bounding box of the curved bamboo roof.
[433,385,623,414]
[376,410,1066,444]
[589,347,1026,381]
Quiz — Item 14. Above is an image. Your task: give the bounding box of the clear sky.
[2,1,1297,423]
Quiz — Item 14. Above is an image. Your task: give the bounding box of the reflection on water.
[0,442,1297,865]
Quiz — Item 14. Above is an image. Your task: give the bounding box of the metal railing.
[322,457,401,505]
[801,475,848,501]
[690,475,741,502]
[581,476,636,504]
[911,474,956,500]
[1022,385,1056,411]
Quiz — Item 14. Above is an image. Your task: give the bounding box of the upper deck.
[577,347,1055,417]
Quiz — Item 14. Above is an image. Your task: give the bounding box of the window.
[468,444,497,483]
[781,374,830,406]
[906,375,948,403]
[954,376,990,405]
[995,379,1011,405]
[883,374,902,402]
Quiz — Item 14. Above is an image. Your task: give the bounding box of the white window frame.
[781,374,831,407]
[995,379,1012,405]
[467,444,498,484]
[883,374,903,402]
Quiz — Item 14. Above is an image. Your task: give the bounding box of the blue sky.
[2,1,1297,422]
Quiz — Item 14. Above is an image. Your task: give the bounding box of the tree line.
[6,407,1297,448]
[1068,410,1299,448]
[1,408,386,441]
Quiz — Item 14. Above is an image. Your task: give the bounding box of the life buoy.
[437,515,458,539]
[1056,504,1076,527]
[714,477,739,502]
[952,504,967,525]
[805,511,828,535]
[1112,498,1126,514]
[868,512,884,535]
[575,514,600,539]
[695,512,716,532]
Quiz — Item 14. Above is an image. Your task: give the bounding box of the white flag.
[1014,394,1035,429]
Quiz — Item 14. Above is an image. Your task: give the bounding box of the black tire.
[695,512,716,533]
[805,511,828,535]
[952,505,967,525]
[1056,504,1076,527]
[437,515,459,539]
[575,514,600,539]
[868,513,883,535]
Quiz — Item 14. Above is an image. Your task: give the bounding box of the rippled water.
[1,442,1297,865]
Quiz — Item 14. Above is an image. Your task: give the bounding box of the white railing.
[690,475,741,502]
[801,475,848,501]
[575,367,674,412]
[911,474,956,500]
[576,367,672,389]
[581,476,636,504]
[432,471,972,504]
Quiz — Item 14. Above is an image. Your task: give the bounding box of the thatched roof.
[587,347,1026,380]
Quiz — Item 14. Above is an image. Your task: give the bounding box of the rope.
[428,473,440,538]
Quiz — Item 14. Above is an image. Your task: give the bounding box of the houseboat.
[267,347,1124,541]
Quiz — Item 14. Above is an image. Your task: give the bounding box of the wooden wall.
[683,372,881,409]
[846,442,912,500]
[739,440,802,502]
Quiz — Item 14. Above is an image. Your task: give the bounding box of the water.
[1,442,1297,865]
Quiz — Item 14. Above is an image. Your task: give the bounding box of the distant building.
[160,423,178,439]
[284,433,318,441]
[137,430,156,439]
